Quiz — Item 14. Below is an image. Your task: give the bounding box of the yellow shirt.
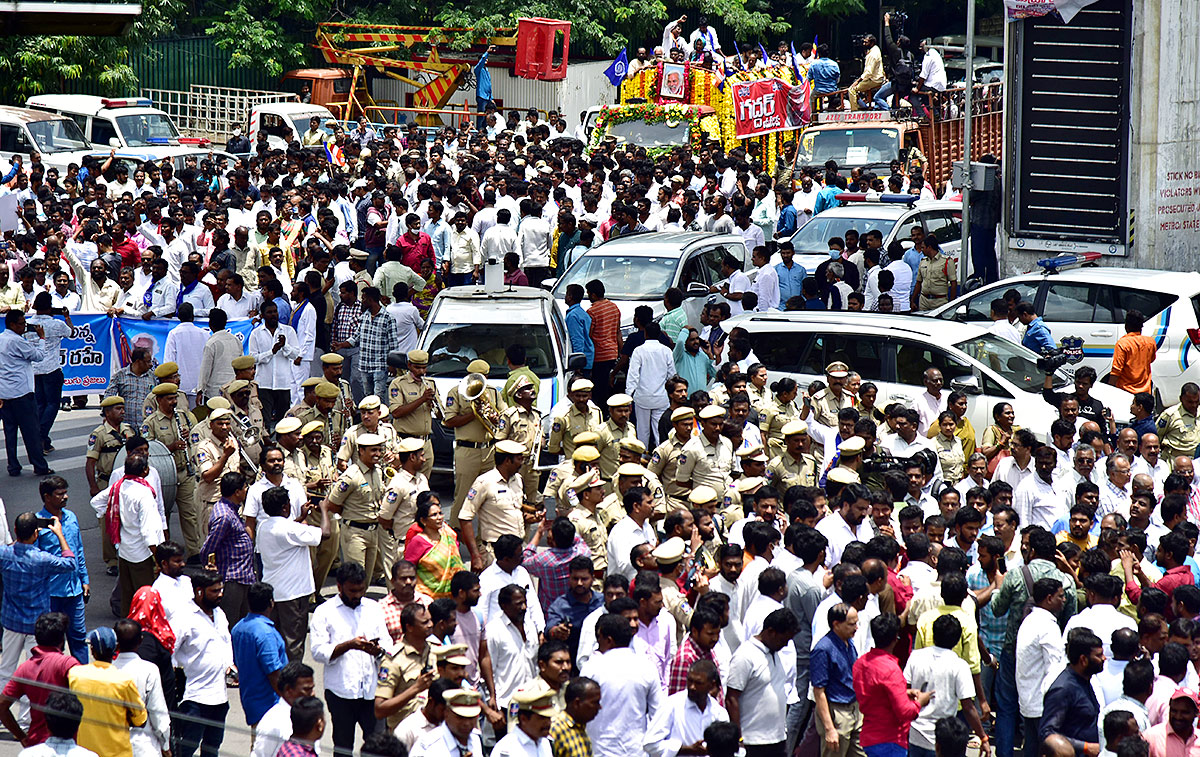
[69,661,147,757]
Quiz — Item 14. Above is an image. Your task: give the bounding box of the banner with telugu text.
[111,316,254,369]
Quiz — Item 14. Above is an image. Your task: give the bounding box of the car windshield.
[423,323,556,378]
[789,215,901,253]
[801,127,899,168]
[290,116,333,140]
[606,120,689,149]
[115,113,180,146]
[555,254,677,300]
[954,333,1069,391]
[27,118,90,154]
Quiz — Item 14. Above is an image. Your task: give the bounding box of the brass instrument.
[229,412,261,477]
[174,411,197,478]
[460,372,500,435]
[338,383,354,438]
[425,377,445,422]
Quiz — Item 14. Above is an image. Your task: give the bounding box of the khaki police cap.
[617,463,648,477]
[606,393,633,407]
[736,476,765,493]
[397,437,425,453]
[688,485,719,505]
[495,440,527,455]
[357,432,385,447]
[315,381,340,399]
[573,431,601,446]
[349,249,369,260]
[320,353,344,365]
[572,445,600,462]
[100,396,125,408]
[275,417,302,435]
[827,467,861,485]
[359,395,382,410]
[569,378,594,392]
[407,349,429,366]
[467,359,490,375]
[231,355,256,370]
[698,405,726,420]
[782,420,809,436]
[671,407,696,422]
[825,361,850,378]
[736,444,765,459]
[512,688,558,715]
[152,383,179,396]
[208,408,232,421]
[433,643,471,667]
[444,688,482,717]
[153,362,179,378]
[227,379,251,394]
[652,536,687,565]
[619,438,647,454]
[300,420,325,437]
[838,437,866,456]
[206,397,231,411]
[512,375,534,393]
[300,377,322,389]
[571,469,604,492]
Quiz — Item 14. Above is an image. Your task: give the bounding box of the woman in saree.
[403,492,463,598]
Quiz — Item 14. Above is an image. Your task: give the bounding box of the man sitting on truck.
[850,35,886,111]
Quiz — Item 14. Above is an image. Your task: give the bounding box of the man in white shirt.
[216,273,260,319]
[385,282,424,354]
[726,607,796,755]
[904,613,985,756]
[172,569,235,757]
[163,303,209,406]
[988,298,1024,343]
[1014,446,1065,531]
[711,255,750,317]
[481,209,518,265]
[607,487,658,580]
[478,535,547,631]
[750,247,780,311]
[915,368,947,435]
[90,455,164,616]
[287,283,318,405]
[196,310,243,403]
[256,485,328,661]
[250,660,316,757]
[247,300,301,427]
[816,483,874,567]
[1015,577,1067,743]
[993,430,1037,492]
[310,561,390,754]
[581,613,663,757]
[644,659,729,757]
[627,324,676,449]
[485,584,540,715]
[1063,573,1136,658]
[177,262,215,317]
[515,201,552,286]
[1097,452,1133,520]
[114,618,172,757]
[917,39,948,92]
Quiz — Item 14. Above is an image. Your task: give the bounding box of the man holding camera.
[849,34,885,111]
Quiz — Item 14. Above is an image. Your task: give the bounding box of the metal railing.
[142,85,298,144]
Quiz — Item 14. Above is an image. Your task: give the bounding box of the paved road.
[0,399,396,757]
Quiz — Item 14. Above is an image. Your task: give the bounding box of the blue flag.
[604,48,629,87]
[759,42,770,64]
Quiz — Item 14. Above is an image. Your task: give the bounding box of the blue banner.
[62,313,113,396]
[111,317,254,368]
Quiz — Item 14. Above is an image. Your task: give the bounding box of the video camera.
[1036,347,1071,374]
[889,11,909,34]
[851,33,869,50]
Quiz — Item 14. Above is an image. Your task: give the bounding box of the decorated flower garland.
[587,102,708,155]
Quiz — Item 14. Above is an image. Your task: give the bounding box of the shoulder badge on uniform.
[467,487,477,500]
[191,431,201,444]
[337,480,350,493]
[87,433,97,447]
[446,395,455,407]
[650,451,661,465]
[140,423,150,435]
[378,666,389,684]
[385,491,397,505]
[722,493,732,507]
[1158,416,1168,428]
[552,419,562,433]
[196,450,209,464]
[498,418,508,432]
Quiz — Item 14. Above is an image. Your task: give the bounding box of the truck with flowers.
[587,62,807,162]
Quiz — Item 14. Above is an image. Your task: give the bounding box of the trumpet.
[425,377,445,422]
[460,372,500,436]
[229,412,261,477]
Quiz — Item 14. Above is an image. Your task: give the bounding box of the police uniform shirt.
[221,379,264,415]
[659,574,692,640]
[382,468,430,540]
[388,374,435,437]
[917,254,956,301]
[338,423,400,463]
[142,409,197,472]
[287,400,314,419]
[376,641,431,729]
[142,390,189,421]
[329,460,386,522]
[644,470,669,517]
[543,461,580,512]
[1159,403,1200,460]
[597,494,624,532]
[496,406,542,456]
[649,436,690,503]
[596,420,639,481]
[547,404,602,456]
[677,434,734,493]
[460,468,525,543]
[759,397,803,446]
[86,422,135,482]
[301,444,336,499]
[767,452,818,491]
[195,436,240,504]
[810,389,852,429]
[567,507,607,573]
[444,385,501,444]
[282,445,307,482]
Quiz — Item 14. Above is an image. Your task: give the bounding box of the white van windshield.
[27,118,90,154]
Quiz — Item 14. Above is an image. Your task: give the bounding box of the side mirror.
[685,282,708,297]
[567,352,587,371]
[109,138,121,148]
[540,278,558,291]
[949,374,982,394]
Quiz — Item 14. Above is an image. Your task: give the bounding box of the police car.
[26,95,216,162]
[928,253,1200,405]
[416,285,586,474]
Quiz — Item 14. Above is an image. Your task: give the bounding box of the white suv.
[928,266,1200,404]
[727,310,1133,440]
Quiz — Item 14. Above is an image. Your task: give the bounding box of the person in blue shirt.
[810,601,860,752]
[474,45,495,128]
[230,582,288,727]
[802,277,827,310]
[1128,392,1157,442]
[776,243,807,308]
[807,44,842,95]
[1017,302,1057,354]
[563,283,594,371]
[35,476,89,662]
[813,174,846,217]
[424,202,453,272]
[0,513,77,661]
[775,189,799,239]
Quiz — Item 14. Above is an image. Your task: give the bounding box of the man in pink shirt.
[1145,688,1200,757]
[0,612,79,746]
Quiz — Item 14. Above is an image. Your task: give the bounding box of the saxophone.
[460,372,500,436]
[174,410,197,477]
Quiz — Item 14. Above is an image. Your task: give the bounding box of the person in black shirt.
[1042,365,1116,433]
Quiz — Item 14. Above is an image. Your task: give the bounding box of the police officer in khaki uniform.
[338,395,400,469]
[86,396,135,574]
[759,379,804,460]
[495,375,542,513]
[374,602,433,730]
[388,349,438,480]
[380,437,429,569]
[324,431,388,581]
[444,359,503,525]
[546,378,603,459]
[676,405,734,494]
[619,439,668,519]
[292,381,340,449]
[1159,385,1200,461]
[142,362,189,419]
[567,470,608,576]
[275,416,307,482]
[225,379,266,465]
[287,377,322,418]
[546,444,600,516]
[599,462,656,530]
[320,352,356,448]
[194,408,242,522]
[223,354,263,406]
[912,242,958,311]
[299,420,339,593]
[809,361,854,428]
[141,383,201,555]
[189,397,232,447]
[595,393,638,482]
[649,407,696,511]
[723,475,764,526]
[767,419,820,494]
[458,439,527,569]
[652,537,693,642]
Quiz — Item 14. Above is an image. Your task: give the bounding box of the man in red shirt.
[1110,309,1157,395]
[852,613,931,757]
[1124,531,1195,617]
[397,213,435,273]
[0,611,79,746]
[585,279,622,407]
[110,225,141,269]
